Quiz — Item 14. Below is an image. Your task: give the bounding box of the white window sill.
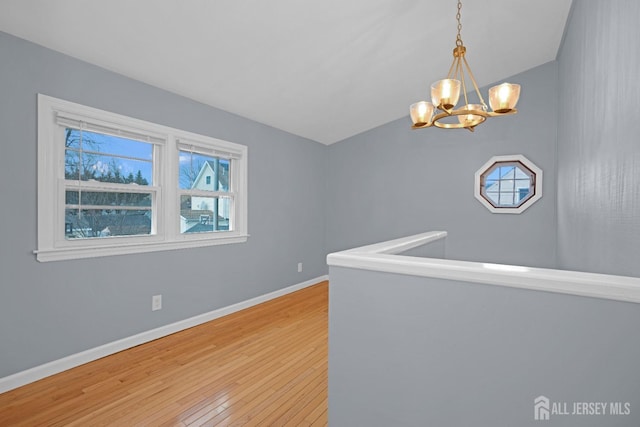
[35,234,249,262]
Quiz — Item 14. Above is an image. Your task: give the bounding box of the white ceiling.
[0,0,572,145]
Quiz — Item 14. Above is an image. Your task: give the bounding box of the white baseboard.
[0,275,328,394]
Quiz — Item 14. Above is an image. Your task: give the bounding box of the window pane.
[498,166,515,179]
[179,151,230,191]
[65,152,152,184]
[65,209,151,239]
[500,179,515,192]
[486,168,501,181]
[514,166,530,179]
[66,191,152,207]
[64,149,81,179]
[498,193,514,205]
[484,179,497,190]
[180,195,230,233]
[518,187,530,201]
[65,128,153,184]
[486,192,500,205]
[65,129,153,159]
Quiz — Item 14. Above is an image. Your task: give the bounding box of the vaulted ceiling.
[0,0,572,144]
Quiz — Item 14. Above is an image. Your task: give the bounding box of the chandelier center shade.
[410,0,521,132]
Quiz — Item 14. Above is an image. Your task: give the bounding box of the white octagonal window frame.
[474,154,542,214]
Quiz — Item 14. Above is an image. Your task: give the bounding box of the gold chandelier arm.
[446,56,457,79]
[458,59,470,106]
[462,55,488,109]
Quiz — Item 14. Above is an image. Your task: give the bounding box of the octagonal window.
[474,155,542,214]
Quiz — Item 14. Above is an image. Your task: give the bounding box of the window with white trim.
[474,154,542,214]
[37,94,248,262]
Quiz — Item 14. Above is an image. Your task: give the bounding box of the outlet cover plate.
[152,295,162,311]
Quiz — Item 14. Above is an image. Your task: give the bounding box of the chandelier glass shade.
[410,0,520,132]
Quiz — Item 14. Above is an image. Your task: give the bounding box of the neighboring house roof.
[185,222,215,233]
[180,209,214,221]
[185,220,230,233]
[65,211,151,237]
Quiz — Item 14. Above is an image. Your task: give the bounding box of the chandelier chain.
[455,0,463,47]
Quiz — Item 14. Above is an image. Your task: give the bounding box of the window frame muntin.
[474,154,543,214]
[36,94,248,262]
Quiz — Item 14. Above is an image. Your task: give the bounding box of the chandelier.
[409,0,521,132]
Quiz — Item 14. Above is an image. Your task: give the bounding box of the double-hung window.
[62,125,158,240]
[37,95,248,262]
[177,142,237,235]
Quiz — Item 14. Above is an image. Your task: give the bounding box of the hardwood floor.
[0,281,329,426]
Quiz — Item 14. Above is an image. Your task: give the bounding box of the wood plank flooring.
[0,281,329,426]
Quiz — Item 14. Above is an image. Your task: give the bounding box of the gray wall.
[329,266,640,426]
[326,61,559,269]
[0,32,327,378]
[556,0,640,277]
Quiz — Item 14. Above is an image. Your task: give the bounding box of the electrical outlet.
[152,295,162,311]
[298,262,303,273]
